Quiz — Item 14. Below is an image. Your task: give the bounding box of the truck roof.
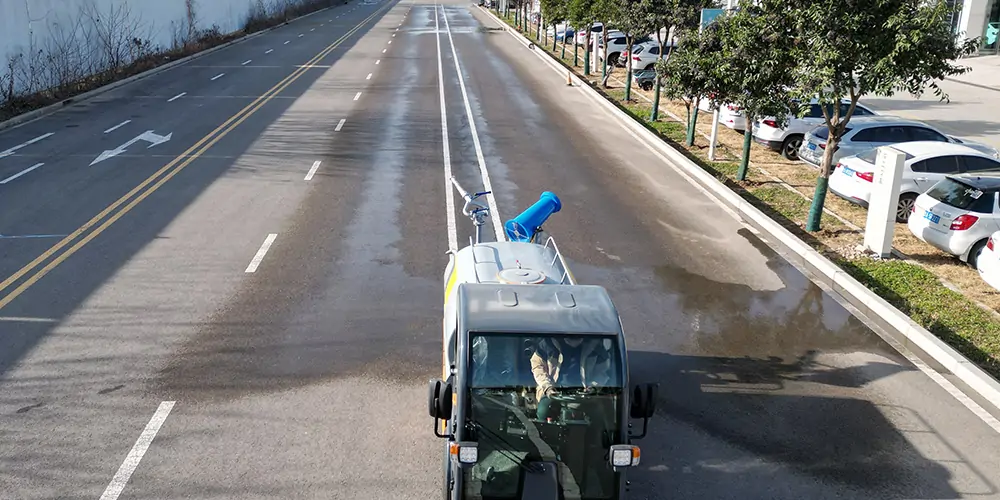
[457,282,624,335]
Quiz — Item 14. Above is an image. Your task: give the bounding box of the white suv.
[753,100,878,160]
[908,173,1000,269]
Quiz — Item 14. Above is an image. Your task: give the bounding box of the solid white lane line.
[104,120,131,134]
[242,59,252,65]
[266,48,274,54]
[304,160,322,181]
[435,3,458,252]
[98,401,175,500]
[211,73,225,81]
[366,73,372,80]
[0,132,54,159]
[442,6,503,240]
[245,234,278,273]
[354,92,362,101]
[336,119,346,131]
[167,92,186,102]
[0,163,44,184]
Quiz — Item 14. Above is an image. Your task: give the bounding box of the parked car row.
[700,93,1000,290]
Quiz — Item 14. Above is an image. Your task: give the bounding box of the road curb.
[477,7,1000,415]
[0,1,347,134]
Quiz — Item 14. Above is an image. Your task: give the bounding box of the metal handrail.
[542,236,576,285]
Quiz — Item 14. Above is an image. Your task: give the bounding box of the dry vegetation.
[0,0,345,122]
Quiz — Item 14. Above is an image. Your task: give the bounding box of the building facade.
[953,0,1000,54]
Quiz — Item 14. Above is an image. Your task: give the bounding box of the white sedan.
[828,141,1000,223]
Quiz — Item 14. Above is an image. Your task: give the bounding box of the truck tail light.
[950,214,979,231]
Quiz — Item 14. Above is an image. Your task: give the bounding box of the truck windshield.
[463,333,624,500]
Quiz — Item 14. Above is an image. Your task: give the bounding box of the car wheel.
[608,52,620,65]
[781,135,803,160]
[969,239,989,270]
[645,63,655,70]
[895,193,917,223]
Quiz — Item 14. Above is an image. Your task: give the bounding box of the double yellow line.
[0,1,396,311]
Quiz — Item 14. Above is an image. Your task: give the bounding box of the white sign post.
[863,146,906,258]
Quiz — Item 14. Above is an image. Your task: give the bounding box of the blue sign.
[700,8,725,30]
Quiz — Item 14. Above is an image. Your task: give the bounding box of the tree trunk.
[737,124,752,181]
[583,27,590,74]
[687,97,700,146]
[805,136,838,231]
[601,21,608,82]
[574,32,579,66]
[650,31,665,121]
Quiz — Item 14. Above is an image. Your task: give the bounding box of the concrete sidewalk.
[949,54,1000,91]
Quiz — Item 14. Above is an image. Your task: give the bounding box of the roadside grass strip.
[497,13,1000,380]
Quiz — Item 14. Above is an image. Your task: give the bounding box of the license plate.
[842,166,855,177]
[808,143,817,151]
[923,210,940,224]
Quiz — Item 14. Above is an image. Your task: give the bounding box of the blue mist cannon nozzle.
[504,191,562,242]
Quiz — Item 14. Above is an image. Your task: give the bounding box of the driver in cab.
[530,337,612,421]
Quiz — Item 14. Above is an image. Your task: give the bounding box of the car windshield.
[464,333,624,500]
[926,178,995,211]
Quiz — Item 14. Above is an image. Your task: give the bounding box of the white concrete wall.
[0,0,311,97]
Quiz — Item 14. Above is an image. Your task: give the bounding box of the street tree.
[567,0,597,72]
[712,1,797,180]
[637,0,673,120]
[603,0,647,100]
[786,0,979,231]
[656,22,724,147]
[541,0,568,51]
[589,0,622,83]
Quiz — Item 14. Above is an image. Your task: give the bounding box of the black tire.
[644,63,655,70]
[608,52,620,66]
[969,239,989,270]
[781,134,803,160]
[896,193,918,223]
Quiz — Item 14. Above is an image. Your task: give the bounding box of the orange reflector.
[633,447,640,459]
[450,442,460,455]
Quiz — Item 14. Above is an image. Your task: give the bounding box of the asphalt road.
[1,0,1000,498]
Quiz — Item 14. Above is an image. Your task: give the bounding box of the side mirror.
[428,379,442,418]
[629,383,658,419]
[428,378,453,420]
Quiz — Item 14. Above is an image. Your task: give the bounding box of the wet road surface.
[1,0,1000,498]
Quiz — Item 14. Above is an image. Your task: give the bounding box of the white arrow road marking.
[99,401,175,500]
[90,131,173,166]
[0,133,54,159]
[0,163,44,184]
